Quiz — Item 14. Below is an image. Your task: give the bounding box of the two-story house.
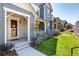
[0,3,53,48]
[51,16,66,32]
[51,17,61,32]
[32,3,53,44]
[34,4,53,33]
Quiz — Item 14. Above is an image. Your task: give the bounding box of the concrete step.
[14,42,30,51]
[15,44,30,51]
[14,42,29,48]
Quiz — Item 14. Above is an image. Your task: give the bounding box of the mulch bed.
[30,43,37,48]
[0,43,17,56]
[0,49,17,56]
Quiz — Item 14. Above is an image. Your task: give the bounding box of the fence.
[71,46,79,56]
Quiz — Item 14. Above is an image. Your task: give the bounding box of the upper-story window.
[40,6,44,19]
[50,21,52,29]
[47,8,51,19]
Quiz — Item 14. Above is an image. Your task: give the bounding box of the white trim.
[28,16,30,43]
[7,13,14,17]
[3,7,30,18]
[38,9,40,18]
[8,16,19,39]
[45,21,46,33]
[44,5,46,33]
[44,5,45,20]
[4,7,31,43]
[4,9,7,44]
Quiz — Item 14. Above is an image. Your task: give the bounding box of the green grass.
[56,32,79,56]
[36,36,58,56]
[36,30,79,56]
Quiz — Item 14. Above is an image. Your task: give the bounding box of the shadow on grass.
[36,36,58,56]
[49,37,58,56]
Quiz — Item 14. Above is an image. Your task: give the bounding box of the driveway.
[17,47,46,56]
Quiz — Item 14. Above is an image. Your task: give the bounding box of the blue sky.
[52,3,79,25]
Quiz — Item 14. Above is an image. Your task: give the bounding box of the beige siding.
[19,16,28,38]
[12,3,38,19]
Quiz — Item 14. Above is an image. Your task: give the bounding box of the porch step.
[14,42,30,51]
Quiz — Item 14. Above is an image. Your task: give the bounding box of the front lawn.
[36,30,79,56]
[36,36,58,55]
[56,31,79,56]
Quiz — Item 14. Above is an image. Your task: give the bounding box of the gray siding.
[45,5,51,21]
[0,3,5,44]
[40,6,44,19]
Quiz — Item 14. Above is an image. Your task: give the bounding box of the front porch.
[4,8,31,47]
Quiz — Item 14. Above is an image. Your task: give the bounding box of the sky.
[52,3,79,25]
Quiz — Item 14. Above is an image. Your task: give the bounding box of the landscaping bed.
[0,43,17,56]
[0,49,17,56]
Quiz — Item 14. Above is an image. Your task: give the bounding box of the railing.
[71,46,79,56]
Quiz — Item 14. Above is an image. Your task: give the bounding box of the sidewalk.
[17,47,46,56]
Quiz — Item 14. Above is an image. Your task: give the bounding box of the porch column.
[28,17,30,43]
[45,21,46,33]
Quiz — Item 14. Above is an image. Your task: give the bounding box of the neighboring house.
[51,17,61,32]
[74,21,79,38]
[63,20,68,30]
[66,23,73,30]
[63,20,73,30]
[0,3,53,45]
[32,3,53,44]
[51,16,72,32]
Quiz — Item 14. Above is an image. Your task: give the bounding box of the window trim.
[39,5,44,19]
[39,21,45,31]
[47,7,51,19]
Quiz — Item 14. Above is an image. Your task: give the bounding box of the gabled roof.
[34,3,45,7]
[34,3,53,12]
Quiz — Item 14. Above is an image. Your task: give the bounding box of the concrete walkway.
[17,47,46,56]
[10,38,46,56]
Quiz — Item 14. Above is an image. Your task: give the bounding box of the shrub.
[60,28,65,32]
[0,43,17,56]
[53,32,59,36]
[0,43,14,51]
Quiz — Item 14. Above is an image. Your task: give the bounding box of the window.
[54,24,56,29]
[47,8,51,19]
[54,19,56,22]
[50,21,52,29]
[39,22,45,31]
[40,6,44,19]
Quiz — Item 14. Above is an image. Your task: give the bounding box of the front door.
[11,20,17,38]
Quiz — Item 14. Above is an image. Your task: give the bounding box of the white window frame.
[39,5,44,19]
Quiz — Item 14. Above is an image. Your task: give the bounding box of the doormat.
[10,39,19,41]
